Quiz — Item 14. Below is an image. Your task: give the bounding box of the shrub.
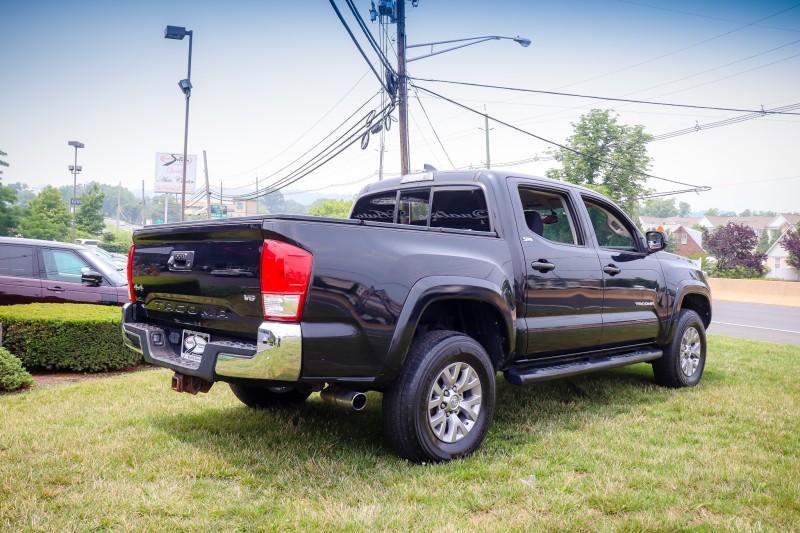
[0,304,140,372]
[0,347,34,392]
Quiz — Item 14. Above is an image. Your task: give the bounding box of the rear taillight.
[127,244,136,302]
[260,239,313,322]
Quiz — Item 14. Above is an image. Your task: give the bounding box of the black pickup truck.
[122,170,711,461]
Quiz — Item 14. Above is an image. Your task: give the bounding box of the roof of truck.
[0,236,86,250]
[357,169,599,197]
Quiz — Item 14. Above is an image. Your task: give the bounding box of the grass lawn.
[1,336,798,531]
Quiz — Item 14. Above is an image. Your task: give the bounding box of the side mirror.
[81,271,104,286]
[645,231,666,253]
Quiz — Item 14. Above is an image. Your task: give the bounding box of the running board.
[504,348,663,386]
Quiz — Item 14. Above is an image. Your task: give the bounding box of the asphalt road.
[709,300,800,346]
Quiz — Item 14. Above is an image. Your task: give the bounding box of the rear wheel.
[383,330,496,462]
[653,309,706,388]
[229,382,311,408]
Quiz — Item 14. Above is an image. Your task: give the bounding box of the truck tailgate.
[132,220,264,339]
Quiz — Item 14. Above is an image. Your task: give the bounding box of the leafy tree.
[678,201,691,217]
[74,183,106,235]
[18,186,71,241]
[781,224,800,270]
[704,208,720,216]
[148,194,181,224]
[639,198,677,218]
[739,209,752,217]
[756,229,771,254]
[703,222,766,276]
[59,182,141,223]
[0,184,20,236]
[259,191,308,215]
[8,182,36,207]
[308,198,353,219]
[546,109,652,216]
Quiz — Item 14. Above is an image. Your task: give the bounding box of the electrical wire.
[329,0,391,93]
[412,83,711,192]
[650,102,800,141]
[344,0,396,75]
[211,102,395,200]
[411,85,455,168]
[411,77,800,116]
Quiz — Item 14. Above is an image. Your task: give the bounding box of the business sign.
[155,152,197,194]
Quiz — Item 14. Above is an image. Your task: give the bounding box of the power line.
[329,0,391,93]
[344,0,395,75]
[212,102,395,200]
[222,70,371,180]
[412,83,711,193]
[410,85,455,168]
[411,77,800,116]
[650,102,800,141]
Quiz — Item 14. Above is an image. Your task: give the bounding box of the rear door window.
[0,244,36,278]
[350,191,396,222]
[397,188,431,226]
[430,188,490,231]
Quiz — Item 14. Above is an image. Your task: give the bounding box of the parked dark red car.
[0,237,129,305]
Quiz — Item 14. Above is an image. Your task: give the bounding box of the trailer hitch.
[171,372,213,395]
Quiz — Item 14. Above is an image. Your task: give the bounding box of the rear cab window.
[0,244,37,278]
[351,186,492,232]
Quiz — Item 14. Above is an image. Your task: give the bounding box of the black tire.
[653,309,707,388]
[383,330,496,462]
[229,382,311,408]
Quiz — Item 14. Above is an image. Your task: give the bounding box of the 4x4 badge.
[133,284,144,292]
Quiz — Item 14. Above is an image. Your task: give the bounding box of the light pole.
[396,32,531,174]
[67,140,84,214]
[164,25,193,222]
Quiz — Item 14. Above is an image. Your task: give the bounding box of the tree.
[546,109,652,216]
[8,183,36,207]
[781,224,800,270]
[756,229,771,254]
[74,183,105,235]
[0,184,19,236]
[678,201,691,217]
[639,198,677,218]
[308,198,352,219]
[739,209,752,217]
[18,186,71,241]
[704,208,720,216]
[703,222,766,275]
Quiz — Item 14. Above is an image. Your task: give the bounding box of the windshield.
[80,249,126,285]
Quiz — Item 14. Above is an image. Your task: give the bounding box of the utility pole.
[397,0,410,175]
[255,176,260,214]
[219,181,223,218]
[116,181,121,232]
[203,150,211,219]
[141,179,146,226]
[482,105,492,169]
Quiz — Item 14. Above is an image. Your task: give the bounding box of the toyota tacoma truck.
[122,170,711,462]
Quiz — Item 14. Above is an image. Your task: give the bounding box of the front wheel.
[653,309,707,388]
[229,382,311,408]
[383,330,496,462]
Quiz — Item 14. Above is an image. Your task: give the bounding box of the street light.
[67,140,84,214]
[164,24,193,222]
[406,34,532,62]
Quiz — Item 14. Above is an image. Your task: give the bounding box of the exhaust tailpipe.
[320,386,367,411]
[171,372,213,395]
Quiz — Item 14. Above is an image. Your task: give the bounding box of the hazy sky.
[1,0,799,213]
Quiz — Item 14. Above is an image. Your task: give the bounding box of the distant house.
[767,214,800,242]
[765,228,799,281]
[669,225,704,257]
[639,217,705,257]
[702,215,774,235]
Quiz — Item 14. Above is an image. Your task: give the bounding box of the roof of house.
[639,216,703,228]
[704,216,773,231]
[772,213,800,228]
[766,226,797,257]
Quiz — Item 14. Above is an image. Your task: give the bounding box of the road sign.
[70,198,81,206]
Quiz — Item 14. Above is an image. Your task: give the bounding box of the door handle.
[531,260,555,273]
[603,264,621,275]
[47,286,65,292]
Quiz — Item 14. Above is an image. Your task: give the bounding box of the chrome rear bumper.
[121,303,302,382]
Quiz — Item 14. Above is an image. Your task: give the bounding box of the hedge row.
[98,241,130,254]
[0,304,141,372]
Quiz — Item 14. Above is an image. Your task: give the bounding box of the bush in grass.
[0,304,140,372]
[0,347,33,391]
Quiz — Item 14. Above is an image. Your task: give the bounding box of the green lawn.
[1,336,798,531]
